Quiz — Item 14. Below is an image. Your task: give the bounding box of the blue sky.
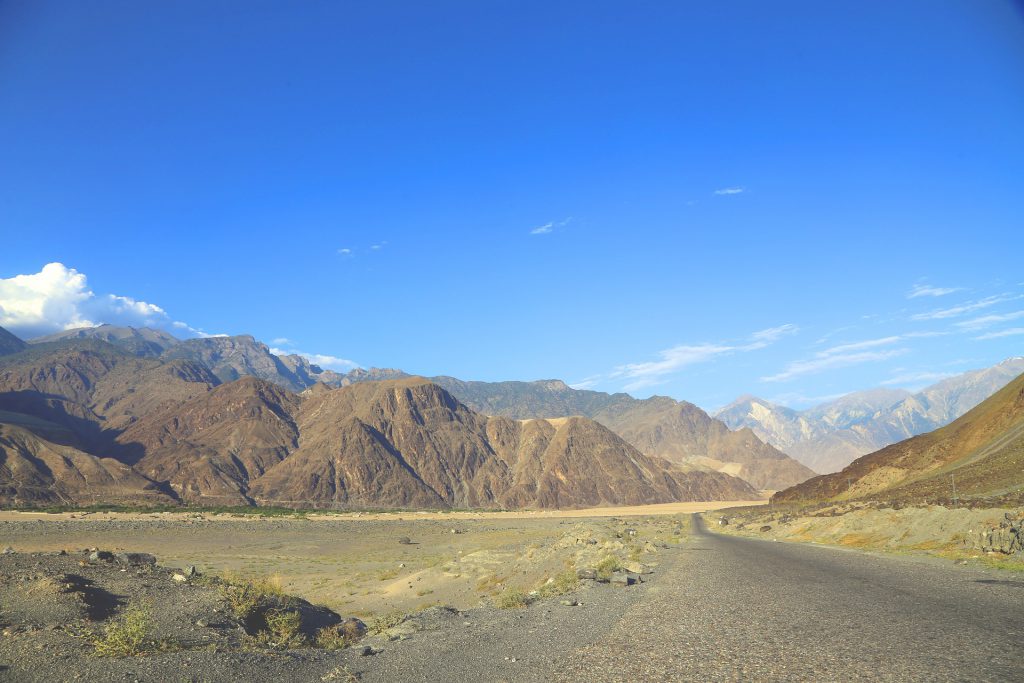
[1,1,1023,411]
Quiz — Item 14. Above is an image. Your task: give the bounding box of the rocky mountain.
[18,326,814,490]
[0,338,760,507]
[774,370,1024,505]
[0,326,28,356]
[426,377,814,491]
[121,377,758,508]
[716,358,1024,474]
[31,324,181,358]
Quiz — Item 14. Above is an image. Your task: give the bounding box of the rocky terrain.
[717,357,1024,473]
[0,512,691,682]
[710,502,1023,568]
[774,369,1024,505]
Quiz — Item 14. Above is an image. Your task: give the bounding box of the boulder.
[609,571,640,586]
[576,568,597,580]
[114,552,157,567]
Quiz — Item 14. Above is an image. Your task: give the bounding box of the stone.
[183,565,198,578]
[575,568,597,580]
[559,599,579,606]
[114,552,157,567]
[359,645,379,656]
[339,617,367,640]
[88,550,114,562]
[2,547,14,555]
[759,525,772,532]
[195,619,209,628]
[397,536,413,545]
[172,573,188,582]
[609,571,639,586]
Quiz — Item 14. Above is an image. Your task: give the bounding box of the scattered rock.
[610,571,640,586]
[397,536,413,545]
[88,550,113,562]
[114,552,157,567]
[195,618,209,628]
[359,645,379,656]
[559,599,579,606]
[759,525,772,533]
[172,573,188,582]
[183,565,199,578]
[575,568,597,580]
[2,547,14,555]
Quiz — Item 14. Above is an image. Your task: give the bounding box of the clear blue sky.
[2,1,1023,410]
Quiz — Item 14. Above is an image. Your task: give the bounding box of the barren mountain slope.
[429,377,812,490]
[774,371,1024,504]
[0,421,172,506]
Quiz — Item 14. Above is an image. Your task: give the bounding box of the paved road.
[554,515,1024,682]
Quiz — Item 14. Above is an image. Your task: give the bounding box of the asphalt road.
[553,515,1024,683]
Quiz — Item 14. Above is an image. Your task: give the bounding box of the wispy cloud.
[337,248,352,256]
[762,334,916,382]
[910,295,1016,321]
[762,348,908,383]
[955,310,1024,331]
[973,327,1024,340]
[907,283,962,299]
[530,217,572,236]
[568,375,602,390]
[713,187,744,196]
[612,324,796,391]
[880,370,956,387]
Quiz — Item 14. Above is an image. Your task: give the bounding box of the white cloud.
[529,217,572,236]
[271,337,292,346]
[269,346,359,372]
[907,283,962,299]
[761,348,908,383]
[910,295,1017,321]
[337,248,352,256]
[973,327,1024,340]
[568,376,602,390]
[0,262,202,339]
[822,336,903,355]
[612,324,796,391]
[955,310,1024,331]
[713,187,744,195]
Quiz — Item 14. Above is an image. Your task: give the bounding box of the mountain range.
[22,325,814,491]
[716,357,1024,474]
[774,369,1024,505]
[0,326,758,508]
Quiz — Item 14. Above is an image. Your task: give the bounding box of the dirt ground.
[0,501,754,619]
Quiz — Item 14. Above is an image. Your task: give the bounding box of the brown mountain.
[120,377,759,509]
[427,377,813,490]
[0,340,218,452]
[0,326,28,356]
[774,371,1024,505]
[0,416,172,507]
[31,324,181,358]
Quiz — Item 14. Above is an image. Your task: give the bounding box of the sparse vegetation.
[368,610,406,634]
[258,609,305,648]
[493,588,529,609]
[595,554,622,581]
[537,569,579,597]
[220,573,287,620]
[92,602,152,657]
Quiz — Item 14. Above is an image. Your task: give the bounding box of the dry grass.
[493,588,528,609]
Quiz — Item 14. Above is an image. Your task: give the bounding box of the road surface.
[553,515,1024,682]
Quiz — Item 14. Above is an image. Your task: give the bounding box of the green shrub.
[538,569,580,597]
[258,609,305,648]
[368,610,406,634]
[93,603,151,657]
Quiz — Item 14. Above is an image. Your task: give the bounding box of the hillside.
[717,357,1024,473]
[122,377,759,508]
[429,377,813,490]
[0,326,28,356]
[773,371,1024,504]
